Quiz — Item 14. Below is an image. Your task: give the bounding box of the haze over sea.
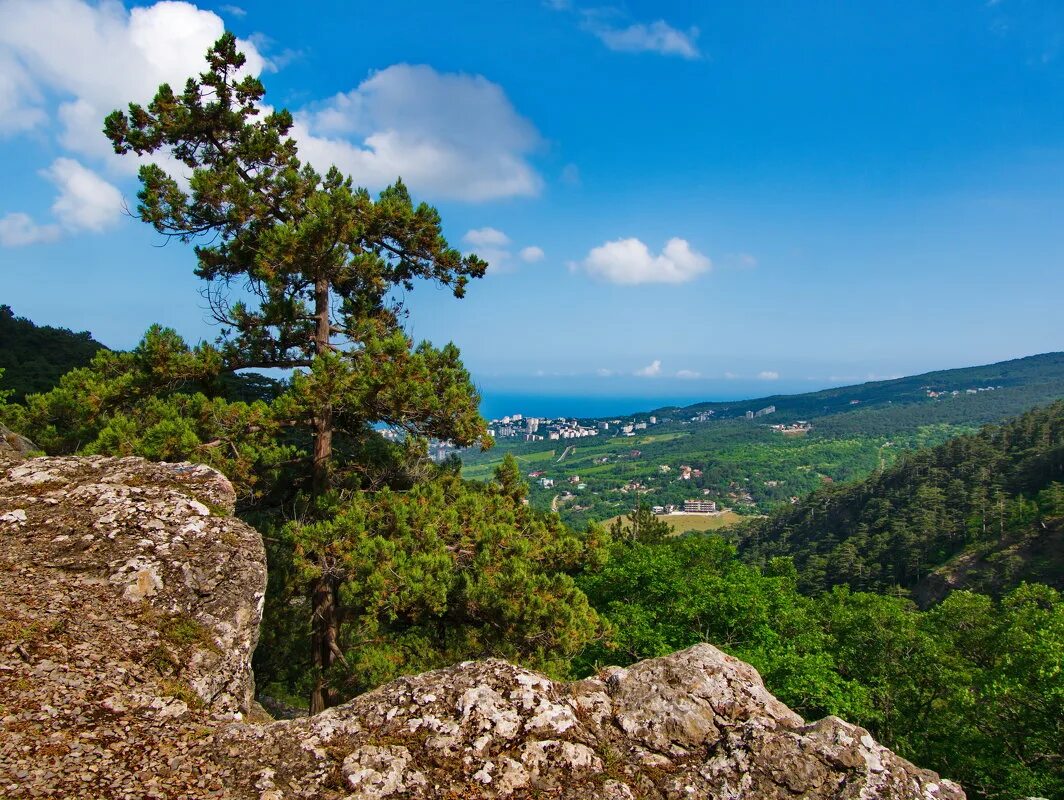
[478,386,802,421]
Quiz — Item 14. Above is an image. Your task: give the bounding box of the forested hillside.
[464,352,1064,528]
[735,401,1064,597]
[0,306,106,402]
[661,351,1064,424]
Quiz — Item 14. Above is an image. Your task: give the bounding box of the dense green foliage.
[736,401,1064,596]
[0,305,105,402]
[0,326,296,500]
[576,527,1064,799]
[262,465,607,700]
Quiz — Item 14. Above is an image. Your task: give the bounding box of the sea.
[478,392,719,421]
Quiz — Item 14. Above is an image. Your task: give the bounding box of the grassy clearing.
[601,510,745,534]
[462,447,558,480]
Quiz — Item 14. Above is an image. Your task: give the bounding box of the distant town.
[409,400,819,463]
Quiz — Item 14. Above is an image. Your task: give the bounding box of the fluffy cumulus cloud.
[675,369,701,379]
[758,371,780,381]
[0,52,46,135]
[0,0,265,162]
[635,359,662,377]
[577,237,711,284]
[463,227,543,274]
[588,19,701,59]
[294,64,543,202]
[0,0,266,246]
[464,227,511,248]
[44,158,124,232]
[1,157,124,246]
[519,245,545,262]
[0,213,60,247]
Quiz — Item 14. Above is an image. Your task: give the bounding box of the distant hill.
[0,306,107,402]
[733,400,1064,602]
[646,352,1064,433]
[0,309,286,406]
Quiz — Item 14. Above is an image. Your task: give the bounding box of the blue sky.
[1,0,1063,404]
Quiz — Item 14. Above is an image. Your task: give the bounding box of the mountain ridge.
[641,351,1064,422]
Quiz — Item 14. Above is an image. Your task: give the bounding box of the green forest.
[0,305,105,402]
[735,401,1064,598]
[0,34,1061,800]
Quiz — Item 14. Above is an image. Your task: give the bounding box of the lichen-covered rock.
[216,647,965,800]
[0,455,266,798]
[0,455,965,799]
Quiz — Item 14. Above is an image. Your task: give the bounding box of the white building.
[683,499,717,513]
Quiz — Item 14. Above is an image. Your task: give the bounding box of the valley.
[461,351,1064,532]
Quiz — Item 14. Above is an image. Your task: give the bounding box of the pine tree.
[105,33,489,711]
[609,501,671,543]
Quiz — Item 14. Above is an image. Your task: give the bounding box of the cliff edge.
[0,454,964,799]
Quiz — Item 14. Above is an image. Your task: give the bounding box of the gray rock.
[0,454,966,799]
[0,423,35,458]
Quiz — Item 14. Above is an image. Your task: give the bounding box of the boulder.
[218,646,965,799]
[0,423,35,458]
[0,455,965,799]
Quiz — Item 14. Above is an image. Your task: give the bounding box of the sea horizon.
[478,390,764,421]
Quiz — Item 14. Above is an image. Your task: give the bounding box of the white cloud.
[219,4,247,16]
[519,245,545,262]
[295,63,542,201]
[723,371,738,379]
[596,368,616,377]
[0,0,265,166]
[462,228,543,273]
[758,371,780,381]
[0,213,60,247]
[675,369,701,379]
[577,237,711,284]
[2,158,125,247]
[588,20,701,59]
[0,51,46,135]
[43,157,124,232]
[464,227,511,247]
[635,359,662,377]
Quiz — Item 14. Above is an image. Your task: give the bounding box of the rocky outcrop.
[0,455,965,799]
[0,423,35,457]
[0,454,266,797]
[913,518,1064,607]
[220,646,965,800]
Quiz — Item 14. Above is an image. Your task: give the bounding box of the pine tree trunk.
[310,577,338,714]
[312,277,333,496]
[309,276,338,714]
